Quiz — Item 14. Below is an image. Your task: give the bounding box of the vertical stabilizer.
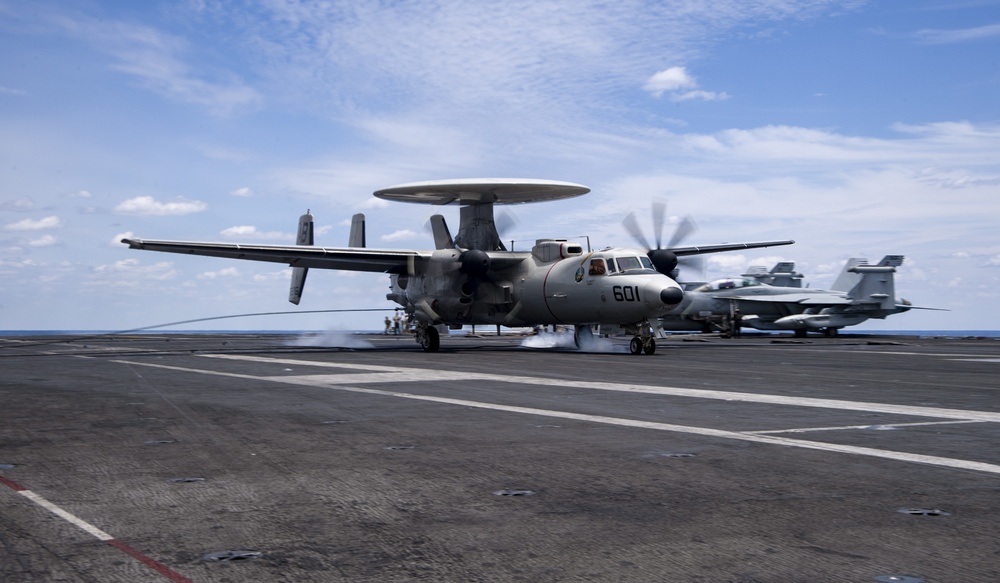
[846,264,897,310]
[349,213,366,247]
[830,258,867,292]
[877,255,905,267]
[289,211,314,305]
[429,214,455,250]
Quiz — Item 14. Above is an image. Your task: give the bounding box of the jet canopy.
[694,278,768,292]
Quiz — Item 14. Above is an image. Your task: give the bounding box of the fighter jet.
[659,255,938,337]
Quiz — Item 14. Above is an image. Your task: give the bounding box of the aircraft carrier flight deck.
[2,332,999,582]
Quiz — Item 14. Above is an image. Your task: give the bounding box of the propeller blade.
[495,209,518,240]
[667,215,698,249]
[622,212,652,250]
[652,200,666,249]
[677,255,706,282]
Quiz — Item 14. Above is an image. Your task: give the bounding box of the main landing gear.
[415,322,440,352]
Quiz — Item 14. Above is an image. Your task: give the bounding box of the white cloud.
[114,196,207,216]
[915,23,1000,44]
[644,66,697,96]
[65,16,263,116]
[671,89,730,102]
[94,258,179,281]
[644,66,728,101]
[1,197,35,212]
[198,267,240,279]
[28,234,58,247]
[229,187,254,197]
[252,269,291,283]
[220,225,291,241]
[4,216,63,231]
[381,229,421,242]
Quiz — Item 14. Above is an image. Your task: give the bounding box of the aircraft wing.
[122,238,425,273]
[670,240,795,256]
[718,292,854,305]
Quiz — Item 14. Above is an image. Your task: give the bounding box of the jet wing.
[718,292,853,305]
[122,238,425,273]
[671,240,795,256]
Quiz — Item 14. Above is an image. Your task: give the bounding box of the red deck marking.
[1,475,194,582]
[0,475,28,491]
[107,539,194,583]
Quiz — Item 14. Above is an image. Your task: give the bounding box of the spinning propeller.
[622,201,705,281]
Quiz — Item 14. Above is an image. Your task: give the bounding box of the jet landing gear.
[628,319,656,355]
[414,322,440,352]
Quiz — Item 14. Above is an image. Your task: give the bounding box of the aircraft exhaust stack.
[288,211,314,305]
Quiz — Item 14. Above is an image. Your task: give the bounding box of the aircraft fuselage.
[389,240,684,328]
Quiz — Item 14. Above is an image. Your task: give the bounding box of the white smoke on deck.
[286,328,375,349]
[519,329,624,353]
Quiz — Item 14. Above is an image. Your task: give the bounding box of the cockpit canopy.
[694,278,768,292]
[587,253,656,275]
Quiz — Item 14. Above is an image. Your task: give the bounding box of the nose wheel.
[629,336,656,355]
[628,320,656,355]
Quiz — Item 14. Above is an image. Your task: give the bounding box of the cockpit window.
[694,278,765,292]
[640,256,654,270]
[588,258,607,276]
[616,256,643,271]
[606,258,617,273]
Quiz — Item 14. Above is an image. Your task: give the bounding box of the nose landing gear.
[628,319,656,355]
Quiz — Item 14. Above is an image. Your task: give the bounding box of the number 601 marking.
[613,285,640,302]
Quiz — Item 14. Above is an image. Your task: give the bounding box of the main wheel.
[643,338,656,355]
[420,327,440,352]
[629,336,643,355]
[574,325,593,349]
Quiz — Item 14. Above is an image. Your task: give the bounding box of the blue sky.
[2,0,998,332]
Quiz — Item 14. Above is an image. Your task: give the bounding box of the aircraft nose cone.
[660,286,683,306]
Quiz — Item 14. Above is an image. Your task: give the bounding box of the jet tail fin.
[847,257,904,310]
[288,210,314,305]
[830,258,868,292]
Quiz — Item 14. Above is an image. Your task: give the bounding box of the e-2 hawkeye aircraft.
[122,178,794,353]
[660,255,942,337]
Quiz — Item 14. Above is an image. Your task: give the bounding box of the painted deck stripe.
[200,354,1000,423]
[0,476,193,583]
[747,419,986,435]
[112,357,1000,476]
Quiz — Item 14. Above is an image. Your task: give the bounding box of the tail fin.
[743,261,802,287]
[349,213,366,247]
[288,211,314,305]
[830,258,868,292]
[429,214,456,250]
[846,258,904,310]
[877,255,904,267]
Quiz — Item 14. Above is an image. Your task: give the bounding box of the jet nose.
[659,286,684,306]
